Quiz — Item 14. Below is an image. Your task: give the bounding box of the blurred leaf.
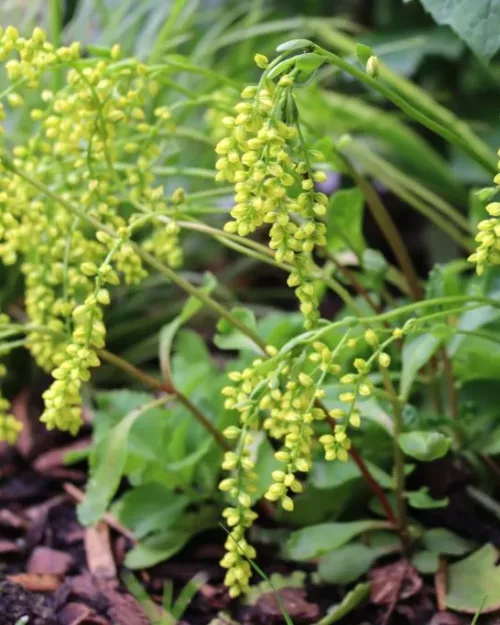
[446,544,500,613]
[319,543,385,584]
[113,485,190,540]
[125,529,194,569]
[452,336,500,381]
[413,0,500,59]
[78,395,161,525]
[400,333,442,400]
[327,188,365,254]
[411,550,439,574]
[311,457,393,490]
[215,307,260,353]
[422,528,475,556]
[406,487,449,509]
[314,583,370,625]
[286,520,388,560]
[398,431,451,461]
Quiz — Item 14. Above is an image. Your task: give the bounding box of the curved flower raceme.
[214,64,328,328]
[218,328,393,596]
[469,152,500,275]
[0,26,188,435]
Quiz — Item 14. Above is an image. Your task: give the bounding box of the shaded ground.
[1,412,500,625]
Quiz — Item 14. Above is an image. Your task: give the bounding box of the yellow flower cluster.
[0,364,22,444]
[0,26,188,435]
[214,69,328,328]
[218,331,380,594]
[469,156,500,275]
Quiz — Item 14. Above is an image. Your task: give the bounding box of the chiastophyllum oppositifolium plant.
[1,25,500,601]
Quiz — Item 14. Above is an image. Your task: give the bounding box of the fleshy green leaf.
[318,544,380,584]
[315,583,371,625]
[422,528,475,556]
[400,333,442,400]
[446,544,500,613]
[327,188,365,254]
[125,528,193,569]
[78,397,161,525]
[406,487,449,509]
[412,550,439,574]
[398,431,451,462]
[413,0,500,60]
[286,520,388,560]
[113,485,190,540]
[214,307,260,353]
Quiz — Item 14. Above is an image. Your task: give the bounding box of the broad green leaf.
[406,487,449,509]
[159,272,216,387]
[314,583,371,625]
[78,397,165,525]
[327,188,365,254]
[398,431,451,461]
[311,458,393,490]
[113,485,190,540]
[318,544,380,584]
[413,0,500,59]
[286,520,388,560]
[452,336,500,381]
[422,528,475,556]
[400,333,442,400]
[447,544,500,613]
[244,572,306,606]
[214,307,260,353]
[125,528,193,569]
[412,550,439,574]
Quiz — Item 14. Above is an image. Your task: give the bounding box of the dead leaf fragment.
[28,546,74,576]
[7,573,61,592]
[253,588,320,623]
[370,561,422,605]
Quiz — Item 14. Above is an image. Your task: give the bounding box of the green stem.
[310,37,495,174]
[381,367,409,549]
[49,0,63,90]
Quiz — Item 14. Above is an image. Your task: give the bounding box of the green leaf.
[327,188,365,254]
[318,544,379,584]
[286,520,388,560]
[414,0,500,60]
[398,431,451,461]
[214,307,260,353]
[78,397,164,525]
[355,43,373,66]
[412,550,439,574]
[159,272,216,387]
[311,458,394,490]
[400,333,442,400]
[446,544,500,613]
[113,485,190,540]
[422,528,475,556]
[314,583,370,625]
[406,487,449,509]
[125,528,193,569]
